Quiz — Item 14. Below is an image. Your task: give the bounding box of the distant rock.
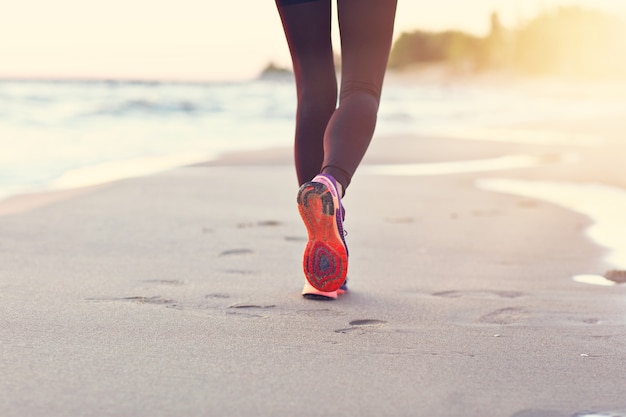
[258,62,293,81]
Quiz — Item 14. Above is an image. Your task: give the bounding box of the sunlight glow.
[1,0,625,80]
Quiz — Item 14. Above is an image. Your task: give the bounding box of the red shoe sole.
[297,182,348,292]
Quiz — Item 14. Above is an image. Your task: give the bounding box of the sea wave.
[1,78,623,201]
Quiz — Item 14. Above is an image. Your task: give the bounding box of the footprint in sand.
[237,220,283,228]
[205,293,230,299]
[297,308,346,317]
[479,307,529,325]
[335,319,388,334]
[349,319,388,326]
[223,269,256,275]
[86,295,180,308]
[228,303,276,309]
[433,290,525,299]
[219,248,254,256]
[141,279,185,286]
[227,303,276,318]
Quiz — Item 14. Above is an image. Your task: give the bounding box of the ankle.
[335,181,343,198]
[320,166,349,197]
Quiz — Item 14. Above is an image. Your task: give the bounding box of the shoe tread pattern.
[297,182,348,292]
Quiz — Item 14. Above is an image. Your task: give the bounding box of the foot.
[297,174,348,293]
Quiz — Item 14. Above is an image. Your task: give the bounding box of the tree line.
[388,7,626,78]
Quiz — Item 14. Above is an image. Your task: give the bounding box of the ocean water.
[1,77,623,200]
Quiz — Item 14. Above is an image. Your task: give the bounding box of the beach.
[2,80,626,416]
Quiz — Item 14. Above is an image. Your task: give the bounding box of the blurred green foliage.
[389,7,626,78]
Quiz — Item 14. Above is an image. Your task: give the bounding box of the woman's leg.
[278,0,396,296]
[275,0,338,186]
[321,0,397,191]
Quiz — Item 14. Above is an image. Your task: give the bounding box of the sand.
[2,118,626,417]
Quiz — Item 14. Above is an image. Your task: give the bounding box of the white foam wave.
[50,152,211,190]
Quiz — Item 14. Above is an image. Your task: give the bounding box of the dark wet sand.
[1,120,626,416]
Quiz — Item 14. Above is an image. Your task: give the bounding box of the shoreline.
[4,128,626,279]
[0,131,569,217]
[0,134,517,216]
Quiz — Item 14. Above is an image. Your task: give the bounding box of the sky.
[1,0,625,81]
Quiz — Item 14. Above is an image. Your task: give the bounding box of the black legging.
[275,0,397,192]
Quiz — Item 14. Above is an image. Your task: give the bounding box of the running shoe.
[301,279,349,300]
[297,173,348,294]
